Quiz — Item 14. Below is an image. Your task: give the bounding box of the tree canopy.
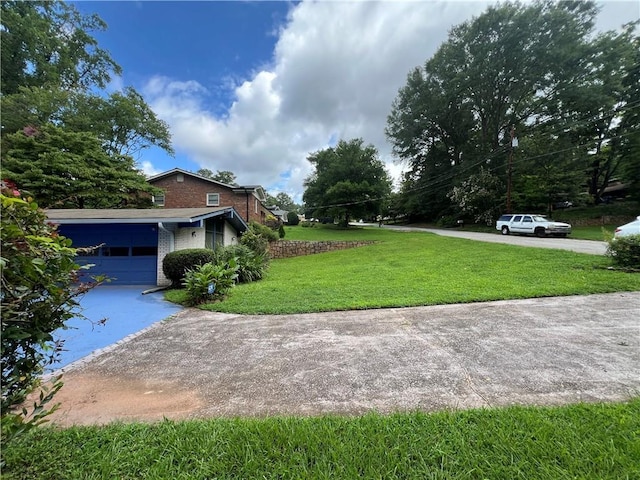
[387,0,639,220]
[0,0,172,206]
[303,139,392,225]
[196,169,238,185]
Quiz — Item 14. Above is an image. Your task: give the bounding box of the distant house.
[46,207,247,286]
[147,168,271,225]
[266,205,289,223]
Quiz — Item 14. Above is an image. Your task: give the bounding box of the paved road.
[380,224,608,255]
[48,292,640,426]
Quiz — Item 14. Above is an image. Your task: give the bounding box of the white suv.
[496,214,571,237]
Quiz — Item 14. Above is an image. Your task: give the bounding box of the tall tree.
[387,0,637,220]
[0,0,120,95]
[1,125,158,208]
[303,139,392,225]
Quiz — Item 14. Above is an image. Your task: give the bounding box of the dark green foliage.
[162,249,216,288]
[0,0,173,205]
[240,221,278,256]
[287,211,300,225]
[0,0,120,96]
[387,0,639,220]
[606,235,640,269]
[212,244,269,283]
[182,260,239,306]
[1,190,100,454]
[1,125,158,208]
[303,138,392,225]
[278,224,285,239]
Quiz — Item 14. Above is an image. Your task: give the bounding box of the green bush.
[278,224,286,239]
[183,260,239,306]
[162,249,216,288]
[212,244,269,283]
[249,221,279,242]
[1,191,101,455]
[287,211,300,225]
[240,221,278,256]
[606,234,640,269]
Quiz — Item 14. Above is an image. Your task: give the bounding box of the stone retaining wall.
[268,240,375,259]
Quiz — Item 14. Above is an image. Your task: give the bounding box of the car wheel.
[501,226,510,235]
[535,228,546,238]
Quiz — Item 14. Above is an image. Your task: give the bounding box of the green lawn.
[167,225,640,314]
[6,225,638,479]
[4,400,639,479]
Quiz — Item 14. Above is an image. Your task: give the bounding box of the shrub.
[240,221,278,256]
[278,224,286,239]
[606,234,640,269]
[162,249,216,288]
[1,191,100,454]
[183,260,239,306]
[212,244,268,283]
[287,211,300,225]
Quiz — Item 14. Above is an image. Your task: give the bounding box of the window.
[255,198,259,214]
[206,193,220,206]
[152,193,165,207]
[512,215,523,222]
[523,216,532,223]
[177,173,184,182]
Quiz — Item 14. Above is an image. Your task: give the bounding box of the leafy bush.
[212,244,269,283]
[249,221,279,242]
[162,249,216,288]
[606,234,640,269]
[287,211,300,225]
[183,260,239,306]
[278,224,286,239]
[1,191,100,454]
[240,221,278,255]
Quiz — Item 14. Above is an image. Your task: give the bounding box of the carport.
[46,207,248,285]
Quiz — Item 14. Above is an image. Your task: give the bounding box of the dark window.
[513,216,523,222]
[132,246,158,256]
[523,216,532,223]
[102,246,130,256]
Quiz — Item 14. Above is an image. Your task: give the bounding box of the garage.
[59,224,159,285]
[46,207,249,286]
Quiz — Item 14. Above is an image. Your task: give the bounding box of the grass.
[166,226,640,314]
[4,399,639,479]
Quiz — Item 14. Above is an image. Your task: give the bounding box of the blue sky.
[73,1,639,202]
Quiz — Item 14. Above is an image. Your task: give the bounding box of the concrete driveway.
[382,225,609,255]
[48,292,640,426]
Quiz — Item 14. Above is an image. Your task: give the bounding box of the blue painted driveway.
[51,285,182,369]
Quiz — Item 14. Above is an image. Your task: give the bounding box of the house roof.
[45,207,248,232]
[147,168,267,202]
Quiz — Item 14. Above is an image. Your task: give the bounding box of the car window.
[513,215,522,222]
[523,216,532,222]
[532,215,548,221]
[498,215,512,221]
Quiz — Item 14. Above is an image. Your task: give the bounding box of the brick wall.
[267,240,376,259]
[150,173,269,224]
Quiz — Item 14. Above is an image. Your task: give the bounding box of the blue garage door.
[59,224,158,285]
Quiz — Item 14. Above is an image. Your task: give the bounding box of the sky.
[73,0,640,202]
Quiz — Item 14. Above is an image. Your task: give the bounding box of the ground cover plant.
[166,226,640,314]
[3,399,638,479]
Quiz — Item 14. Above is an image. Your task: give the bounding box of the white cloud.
[140,160,162,177]
[142,0,638,202]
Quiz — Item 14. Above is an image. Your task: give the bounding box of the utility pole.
[506,125,517,214]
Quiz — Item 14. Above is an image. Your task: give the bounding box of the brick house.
[148,168,270,225]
